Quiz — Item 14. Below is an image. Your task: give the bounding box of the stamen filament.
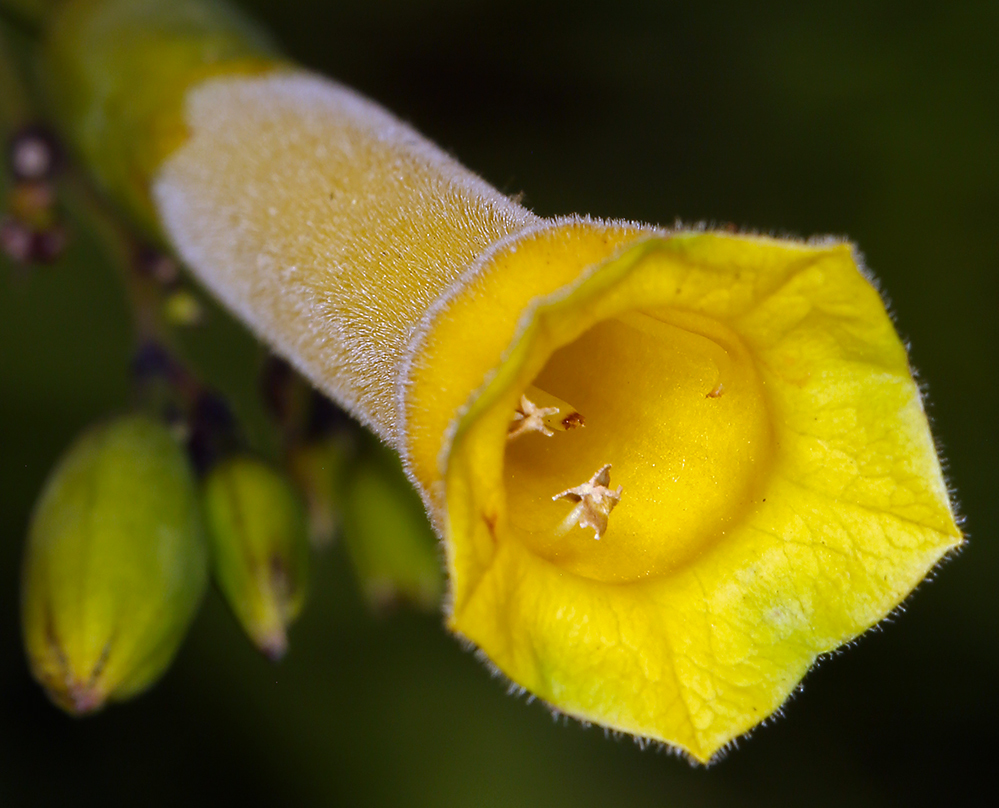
[617,311,730,398]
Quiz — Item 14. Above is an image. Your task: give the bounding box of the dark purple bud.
[187,391,238,475]
[134,244,180,286]
[30,225,67,264]
[1,216,33,263]
[131,340,179,383]
[260,355,294,422]
[306,391,352,439]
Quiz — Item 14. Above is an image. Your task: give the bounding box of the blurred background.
[1,0,996,805]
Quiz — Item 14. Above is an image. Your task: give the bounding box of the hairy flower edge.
[405,231,962,762]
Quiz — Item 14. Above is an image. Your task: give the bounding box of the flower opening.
[409,231,961,762]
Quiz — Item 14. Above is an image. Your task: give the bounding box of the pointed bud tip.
[53,681,107,717]
[258,629,288,663]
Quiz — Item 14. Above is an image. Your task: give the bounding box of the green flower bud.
[202,456,309,660]
[162,287,205,327]
[341,439,443,612]
[287,433,352,549]
[21,415,208,715]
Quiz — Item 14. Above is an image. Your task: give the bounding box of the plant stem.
[0,25,31,135]
[62,169,179,344]
[0,0,57,32]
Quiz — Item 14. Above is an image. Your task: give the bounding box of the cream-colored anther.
[508,395,559,440]
[552,464,623,541]
[507,386,585,441]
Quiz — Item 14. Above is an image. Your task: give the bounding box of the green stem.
[0,0,58,32]
[61,169,174,345]
[0,23,31,136]
[1,6,164,346]
[61,167,211,419]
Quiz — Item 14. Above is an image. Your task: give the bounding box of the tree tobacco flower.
[43,0,962,758]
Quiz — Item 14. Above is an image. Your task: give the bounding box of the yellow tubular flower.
[47,0,962,761]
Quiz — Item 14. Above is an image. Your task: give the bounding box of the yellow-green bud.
[44,0,279,232]
[287,433,353,549]
[162,287,205,327]
[21,414,208,715]
[341,440,443,612]
[202,456,309,660]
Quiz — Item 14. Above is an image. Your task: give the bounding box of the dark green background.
[1,0,996,805]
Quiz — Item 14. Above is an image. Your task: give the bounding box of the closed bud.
[162,288,205,327]
[9,182,56,230]
[202,456,309,660]
[340,439,443,612]
[21,415,208,715]
[287,433,353,549]
[0,217,33,263]
[7,125,61,182]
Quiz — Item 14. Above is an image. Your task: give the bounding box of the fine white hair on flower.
[154,72,538,447]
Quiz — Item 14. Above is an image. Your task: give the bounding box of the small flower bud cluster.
[266,356,443,611]
[1,125,66,265]
[21,338,448,714]
[133,244,206,327]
